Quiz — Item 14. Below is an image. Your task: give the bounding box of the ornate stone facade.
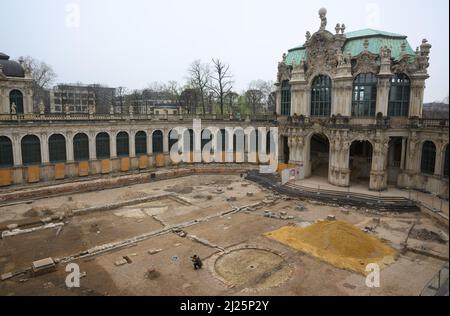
[276,8,448,197]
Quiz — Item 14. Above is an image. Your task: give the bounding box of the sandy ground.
[0,174,448,296]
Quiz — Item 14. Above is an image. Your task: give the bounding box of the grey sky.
[2,0,448,102]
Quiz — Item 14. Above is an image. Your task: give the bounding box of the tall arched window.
[0,136,13,167]
[311,75,331,117]
[444,145,449,178]
[168,130,178,152]
[21,135,41,165]
[421,141,436,175]
[96,132,110,159]
[281,80,291,116]
[116,132,129,157]
[49,134,67,163]
[201,129,212,151]
[10,90,24,114]
[352,73,377,117]
[152,130,163,153]
[73,133,89,161]
[388,73,410,117]
[135,131,147,155]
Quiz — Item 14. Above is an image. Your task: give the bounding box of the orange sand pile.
[265,221,396,275]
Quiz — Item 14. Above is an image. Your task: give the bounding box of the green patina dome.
[285,28,415,66]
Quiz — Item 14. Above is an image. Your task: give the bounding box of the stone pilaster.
[12,133,22,166]
[110,132,117,159]
[66,132,74,162]
[89,132,96,160]
[369,134,389,191]
[40,133,49,164]
[129,130,136,158]
[409,76,427,118]
[147,130,153,155]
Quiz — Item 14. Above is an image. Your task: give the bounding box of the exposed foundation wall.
[0,151,266,188]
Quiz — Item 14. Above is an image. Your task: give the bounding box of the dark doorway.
[350,140,373,183]
[310,133,329,177]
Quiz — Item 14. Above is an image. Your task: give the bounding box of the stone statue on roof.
[319,8,327,31]
[39,100,45,114]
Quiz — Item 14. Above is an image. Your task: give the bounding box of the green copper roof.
[285,28,415,66]
[345,28,406,39]
[285,48,307,66]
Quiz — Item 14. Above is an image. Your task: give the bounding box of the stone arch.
[443,143,449,178]
[9,89,24,114]
[95,132,110,159]
[73,132,89,161]
[135,131,147,156]
[349,139,373,183]
[420,140,436,175]
[48,133,67,163]
[152,130,164,154]
[0,136,13,167]
[116,131,129,157]
[21,134,41,165]
[305,131,330,178]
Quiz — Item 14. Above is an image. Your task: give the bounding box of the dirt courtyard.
[0,174,448,296]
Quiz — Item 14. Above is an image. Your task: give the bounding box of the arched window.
[388,73,410,117]
[444,145,449,178]
[352,73,377,117]
[135,131,147,155]
[49,134,67,163]
[281,80,291,116]
[201,129,212,151]
[168,130,178,152]
[73,133,89,161]
[9,90,24,114]
[116,132,129,157]
[0,136,13,167]
[21,135,41,165]
[152,130,163,153]
[421,141,436,175]
[96,133,110,159]
[311,75,331,117]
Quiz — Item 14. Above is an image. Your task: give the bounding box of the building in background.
[0,52,33,114]
[275,8,447,195]
[50,84,115,114]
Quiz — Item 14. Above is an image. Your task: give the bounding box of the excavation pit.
[213,248,292,290]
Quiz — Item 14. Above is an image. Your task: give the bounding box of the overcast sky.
[2,0,448,102]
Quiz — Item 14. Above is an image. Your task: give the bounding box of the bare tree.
[248,80,275,112]
[225,91,239,114]
[115,87,128,113]
[187,60,210,114]
[180,87,200,114]
[245,89,265,114]
[208,59,233,115]
[18,56,57,112]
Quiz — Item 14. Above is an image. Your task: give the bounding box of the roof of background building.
[285,28,416,66]
[153,103,178,109]
[0,53,25,78]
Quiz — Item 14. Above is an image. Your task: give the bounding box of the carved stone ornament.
[391,55,412,75]
[353,51,380,75]
[277,61,292,82]
[305,30,339,80]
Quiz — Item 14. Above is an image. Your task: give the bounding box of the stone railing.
[281,115,390,129]
[0,112,277,124]
[280,115,449,131]
[408,118,449,129]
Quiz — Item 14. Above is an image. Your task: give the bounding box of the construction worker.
[191,255,203,270]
